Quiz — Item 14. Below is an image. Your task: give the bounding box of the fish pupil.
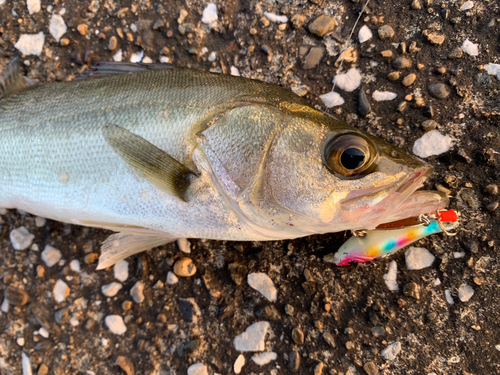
[341,148,366,170]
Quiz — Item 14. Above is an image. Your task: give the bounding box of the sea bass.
[0,61,448,268]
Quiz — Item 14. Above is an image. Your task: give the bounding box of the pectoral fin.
[75,61,173,80]
[103,124,196,201]
[97,232,176,269]
[0,57,37,99]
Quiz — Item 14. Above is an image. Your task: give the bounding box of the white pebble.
[38,327,49,338]
[49,15,67,42]
[15,33,44,56]
[1,298,9,313]
[484,63,500,81]
[69,317,79,326]
[167,271,178,284]
[333,68,362,92]
[105,315,127,335]
[130,23,137,32]
[434,278,442,286]
[264,12,288,23]
[460,1,474,11]
[358,25,373,43]
[234,354,245,374]
[208,51,217,62]
[177,238,191,253]
[320,91,345,108]
[252,352,277,365]
[230,66,241,76]
[247,273,277,302]
[114,260,129,282]
[462,39,479,56]
[234,321,270,352]
[202,3,218,25]
[69,259,80,273]
[382,341,401,360]
[26,0,40,14]
[101,282,122,297]
[187,363,208,375]
[10,226,35,250]
[17,337,25,346]
[445,289,454,305]
[142,56,153,64]
[0,0,5,5]
[41,245,62,267]
[34,217,46,227]
[113,49,123,62]
[372,90,398,101]
[495,344,500,352]
[405,247,435,270]
[0,208,7,214]
[130,281,145,303]
[130,50,144,63]
[383,260,398,291]
[458,283,474,302]
[453,251,465,258]
[22,352,32,375]
[413,130,453,158]
[53,279,69,303]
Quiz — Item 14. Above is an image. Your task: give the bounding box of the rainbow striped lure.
[327,210,458,266]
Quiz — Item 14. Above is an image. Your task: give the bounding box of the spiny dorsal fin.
[75,61,174,80]
[0,57,37,99]
[102,124,196,201]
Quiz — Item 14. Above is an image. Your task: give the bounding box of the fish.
[0,60,449,269]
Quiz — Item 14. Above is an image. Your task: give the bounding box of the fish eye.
[322,133,376,177]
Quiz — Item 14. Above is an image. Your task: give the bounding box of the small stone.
[292,327,304,345]
[462,39,479,56]
[264,12,288,23]
[387,71,401,81]
[460,1,474,11]
[397,101,408,112]
[448,47,463,59]
[22,352,32,375]
[130,50,144,63]
[130,281,145,303]
[60,38,70,46]
[5,285,29,306]
[15,32,44,56]
[122,300,133,311]
[333,68,362,92]
[27,0,40,14]
[345,341,356,350]
[247,272,277,302]
[173,257,196,277]
[314,362,324,375]
[177,238,191,253]
[260,17,270,28]
[291,14,306,29]
[405,246,435,269]
[302,46,324,70]
[423,105,434,118]
[234,354,245,374]
[49,15,67,43]
[234,321,270,352]
[252,352,277,365]
[152,19,164,30]
[308,15,337,37]
[37,364,49,375]
[260,44,272,54]
[411,0,422,9]
[428,82,450,99]
[402,73,416,86]
[445,289,455,305]
[166,271,178,284]
[228,263,247,285]
[380,50,393,58]
[84,253,99,264]
[178,298,201,322]
[414,96,425,107]
[114,260,128,282]
[68,260,80,272]
[378,25,395,40]
[487,201,498,211]
[101,282,122,297]
[413,130,452,158]
[484,64,500,81]
[289,350,300,371]
[474,73,491,86]
[34,217,46,227]
[422,120,438,131]
[358,25,373,43]
[371,326,385,337]
[53,279,70,303]
[372,91,397,101]
[424,30,445,45]
[392,57,412,70]
[177,9,188,24]
[383,260,398,291]
[322,331,336,347]
[358,88,371,116]
[41,245,62,267]
[408,41,421,53]
[382,341,402,360]
[403,282,420,299]
[364,361,379,375]
[10,226,35,250]
[115,356,134,375]
[485,184,498,195]
[113,49,123,62]
[105,315,127,335]
[187,363,208,375]
[36,265,45,278]
[77,24,88,36]
[201,3,217,25]
[320,91,344,108]
[108,36,118,50]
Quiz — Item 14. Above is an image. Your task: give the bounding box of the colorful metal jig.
[328,209,459,266]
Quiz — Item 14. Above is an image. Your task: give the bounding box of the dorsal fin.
[74,61,174,80]
[0,58,37,99]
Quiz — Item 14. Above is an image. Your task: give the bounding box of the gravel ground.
[1,0,500,374]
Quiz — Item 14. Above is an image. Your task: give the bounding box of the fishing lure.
[328,209,459,266]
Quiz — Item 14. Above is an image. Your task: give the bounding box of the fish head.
[199,103,447,238]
